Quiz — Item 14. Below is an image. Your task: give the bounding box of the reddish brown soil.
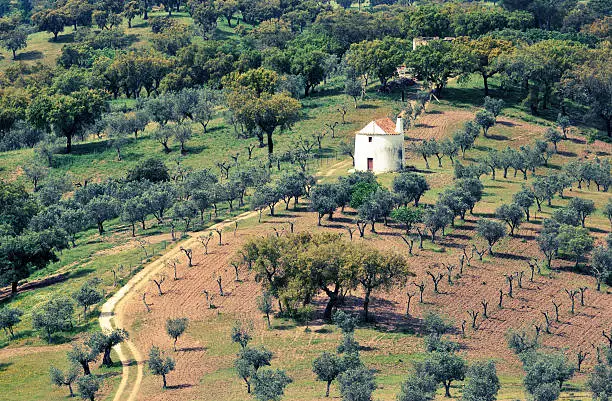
[119,203,612,400]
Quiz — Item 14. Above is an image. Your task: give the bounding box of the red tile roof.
[374,118,398,135]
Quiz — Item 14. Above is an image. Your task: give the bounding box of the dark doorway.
[367,158,373,171]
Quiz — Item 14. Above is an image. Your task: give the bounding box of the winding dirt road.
[99,159,350,401]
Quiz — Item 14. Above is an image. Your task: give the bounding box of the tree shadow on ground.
[14,51,43,61]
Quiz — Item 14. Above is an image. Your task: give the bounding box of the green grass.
[0,347,123,401]
[0,12,609,400]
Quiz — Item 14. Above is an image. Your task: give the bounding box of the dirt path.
[99,208,262,401]
[101,159,349,401]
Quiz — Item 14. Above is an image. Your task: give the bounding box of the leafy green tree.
[152,125,173,153]
[513,187,535,221]
[587,348,612,400]
[86,195,119,235]
[344,77,363,108]
[32,9,68,40]
[235,346,273,394]
[313,352,343,397]
[475,110,496,137]
[567,197,595,228]
[27,89,109,152]
[462,360,500,401]
[121,197,150,236]
[1,25,28,60]
[122,0,140,28]
[147,346,175,388]
[357,188,395,233]
[460,36,513,96]
[50,364,80,397]
[126,157,170,182]
[171,200,198,234]
[191,1,218,38]
[391,206,423,234]
[392,173,429,207]
[507,329,539,355]
[76,374,100,401]
[353,246,410,321]
[397,371,437,401]
[483,96,505,118]
[193,88,220,132]
[254,93,301,155]
[231,320,252,349]
[407,40,473,96]
[166,317,188,351]
[591,246,611,291]
[409,138,437,170]
[289,46,327,96]
[552,207,581,227]
[562,51,611,137]
[420,351,467,397]
[252,183,282,218]
[544,128,563,153]
[338,366,376,401]
[333,310,358,334]
[537,219,560,268]
[476,219,506,256]
[496,203,524,236]
[252,368,292,401]
[22,161,48,191]
[58,208,89,247]
[0,230,62,294]
[73,279,104,320]
[87,328,128,367]
[453,121,479,158]
[0,307,22,339]
[310,184,338,225]
[523,352,575,396]
[171,123,192,154]
[556,224,593,268]
[257,292,273,328]
[423,205,453,243]
[68,342,99,375]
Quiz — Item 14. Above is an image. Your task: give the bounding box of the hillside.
[0,1,611,401]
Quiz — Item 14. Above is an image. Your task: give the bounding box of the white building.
[354,117,405,173]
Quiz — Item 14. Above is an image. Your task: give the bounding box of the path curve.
[100,209,259,401]
[101,159,349,401]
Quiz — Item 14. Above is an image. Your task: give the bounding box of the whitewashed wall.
[354,134,404,173]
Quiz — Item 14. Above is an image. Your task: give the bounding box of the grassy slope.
[0,12,609,401]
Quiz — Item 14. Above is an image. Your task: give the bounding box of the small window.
[368,137,372,142]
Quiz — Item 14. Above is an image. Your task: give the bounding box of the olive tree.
[87,328,129,367]
[73,278,104,320]
[420,351,467,397]
[0,307,23,339]
[67,342,99,376]
[147,346,175,388]
[313,352,343,397]
[392,173,429,207]
[476,219,506,256]
[496,203,524,236]
[252,368,292,401]
[338,366,376,401]
[310,184,339,225]
[50,364,80,397]
[32,296,74,343]
[462,360,500,401]
[235,346,273,394]
[166,317,189,351]
[475,110,496,137]
[76,375,100,401]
